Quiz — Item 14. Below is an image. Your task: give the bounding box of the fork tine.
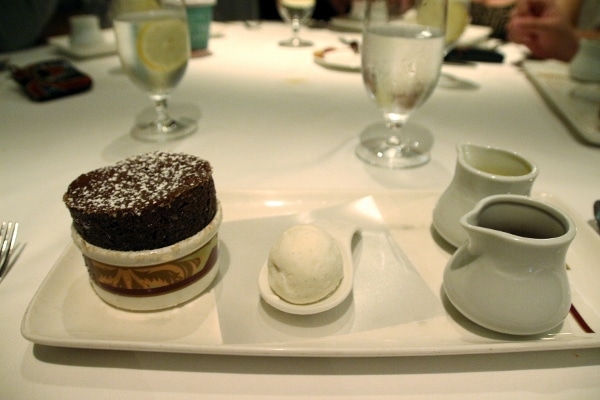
[0,224,9,270]
[0,222,19,277]
[9,222,18,252]
[10,223,18,248]
[0,222,7,257]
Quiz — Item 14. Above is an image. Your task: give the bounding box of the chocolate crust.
[64,152,217,251]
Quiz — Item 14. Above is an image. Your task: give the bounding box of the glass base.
[279,37,312,47]
[355,121,434,169]
[131,117,197,143]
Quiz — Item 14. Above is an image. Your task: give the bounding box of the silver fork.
[0,222,19,280]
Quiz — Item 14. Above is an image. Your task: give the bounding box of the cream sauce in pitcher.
[433,143,539,248]
[443,194,576,336]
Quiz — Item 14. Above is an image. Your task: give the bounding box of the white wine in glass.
[112,0,197,142]
[420,0,470,51]
[444,0,470,50]
[356,0,446,168]
[277,0,316,47]
[422,0,470,87]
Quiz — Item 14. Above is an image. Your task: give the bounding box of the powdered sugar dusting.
[64,152,212,215]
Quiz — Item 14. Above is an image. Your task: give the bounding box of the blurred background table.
[1,21,599,400]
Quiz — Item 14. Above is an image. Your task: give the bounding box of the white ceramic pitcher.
[433,143,538,247]
[443,194,575,335]
[569,38,600,82]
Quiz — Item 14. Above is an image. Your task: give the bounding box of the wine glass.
[111,0,197,142]
[356,0,447,168]
[439,0,471,87]
[445,0,470,52]
[276,0,316,47]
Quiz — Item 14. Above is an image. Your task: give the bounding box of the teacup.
[350,0,366,20]
[569,38,600,83]
[186,0,216,54]
[433,143,538,247]
[69,14,104,48]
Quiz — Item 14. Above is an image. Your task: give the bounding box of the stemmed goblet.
[438,0,471,87]
[276,0,316,47]
[356,0,447,168]
[444,0,471,53]
[111,0,197,142]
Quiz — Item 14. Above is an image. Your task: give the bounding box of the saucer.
[327,21,492,47]
[455,25,492,48]
[48,30,116,59]
[313,46,361,72]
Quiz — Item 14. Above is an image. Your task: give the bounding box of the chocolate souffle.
[63,151,217,252]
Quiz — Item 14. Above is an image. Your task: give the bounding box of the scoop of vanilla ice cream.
[268,224,344,305]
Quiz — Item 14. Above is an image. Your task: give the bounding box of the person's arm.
[570,0,600,38]
[555,0,600,38]
[328,0,352,14]
[507,0,580,61]
[555,0,582,25]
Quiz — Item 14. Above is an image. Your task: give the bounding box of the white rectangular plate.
[523,60,600,145]
[21,190,600,356]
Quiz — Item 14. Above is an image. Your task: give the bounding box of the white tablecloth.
[1,22,599,399]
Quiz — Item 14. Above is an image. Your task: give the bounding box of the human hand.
[506,0,579,61]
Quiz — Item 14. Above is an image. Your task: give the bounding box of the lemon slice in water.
[137,18,189,72]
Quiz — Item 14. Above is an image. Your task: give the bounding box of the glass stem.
[386,120,404,131]
[153,97,175,132]
[291,17,301,40]
[385,120,413,150]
